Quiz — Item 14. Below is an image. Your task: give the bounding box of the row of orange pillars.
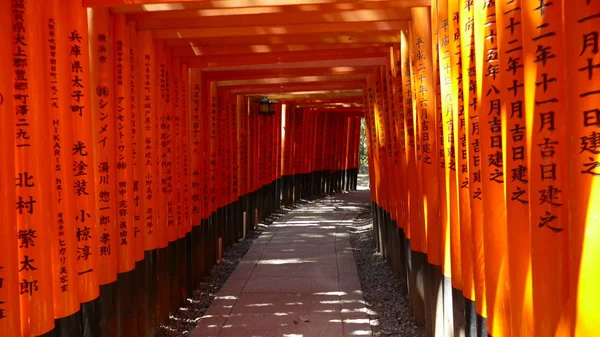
[0,1,362,336]
[363,1,599,337]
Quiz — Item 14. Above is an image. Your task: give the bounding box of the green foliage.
[359,118,369,174]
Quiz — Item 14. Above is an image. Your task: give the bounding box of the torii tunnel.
[0,0,599,336]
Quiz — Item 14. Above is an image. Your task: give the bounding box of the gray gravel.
[350,206,426,337]
[156,209,291,337]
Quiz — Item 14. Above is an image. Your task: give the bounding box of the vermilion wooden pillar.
[495,1,534,335]
[523,1,570,336]
[44,2,82,336]
[474,1,510,335]
[13,1,58,335]
[0,1,20,334]
[564,2,600,335]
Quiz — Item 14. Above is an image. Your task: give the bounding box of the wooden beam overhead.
[131,8,411,30]
[97,0,431,11]
[278,97,364,104]
[152,20,408,39]
[202,66,377,81]
[182,49,388,68]
[171,43,392,57]
[256,91,363,100]
[216,74,366,86]
[164,32,400,47]
[190,56,386,71]
[226,80,364,94]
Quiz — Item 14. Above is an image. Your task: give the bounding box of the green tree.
[359,118,369,174]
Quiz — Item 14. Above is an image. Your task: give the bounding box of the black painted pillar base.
[117,268,137,337]
[99,281,118,337]
[80,296,101,337]
[55,309,82,337]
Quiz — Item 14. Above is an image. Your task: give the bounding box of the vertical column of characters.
[413,7,441,263]
[137,31,158,251]
[495,1,533,335]
[378,67,391,213]
[354,117,361,175]
[319,113,329,175]
[222,91,230,204]
[281,106,289,179]
[170,56,181,238]
[190,69,202,224]
[310,111,318,177]
[387,53,402,220]
[384,64,399,219]
[330,114,338,178]
[236,96,243,200]
[45,1,80,320]
[13,1,56,334]
[226,93,234,204]
[0,0,20,332]
[299,109,307,177]
[171,56,184,239]
[345,115,352,176]
[293,109,301,179]
[522,1,570,335]
[69,2,102,306]
[460,0,485,313]
[274,105,281,186]
[236,96,244,201]
[393,49,408,227]
[342,115,349,177]
[215,89,223,209]
[347,117,354,176]
[226,92,234,205]
[201,77,210,220]
[447,0,466,293]
[432,0,450,270]
[199,77,210,219]
[409,25,427,254]
[475,0,511,334]
[382,69,393,212]
[232,96,240,203]
[437,0,456,280]
[249,100,257,196]
[303,109,310,178]
[324,113,332,175]
[154,41,168,247]
[373,72,387,211]
[180,63,191,234]
[128,21,144,263]
[370,77,382,209]
[344,116,352,175]
[276,104,282,185]
[208,83,217,214]
[113,14,135,274]
[564,2,600,335]
[364,85,378,204]
[227,93,235,205]
[400,31,417,243]
[88,8,117,288]
[216,90,226,209]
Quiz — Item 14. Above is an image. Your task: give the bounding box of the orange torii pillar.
[0,1,20,335]
[564,1,600,335]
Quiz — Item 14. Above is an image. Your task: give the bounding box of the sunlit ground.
[190,189,374,336]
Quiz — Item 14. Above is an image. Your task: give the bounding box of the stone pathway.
[190,191,372,337]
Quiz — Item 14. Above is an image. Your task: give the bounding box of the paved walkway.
[191,190,372,337]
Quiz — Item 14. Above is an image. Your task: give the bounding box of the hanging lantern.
[258,96,277,116]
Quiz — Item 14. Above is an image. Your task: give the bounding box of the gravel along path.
[156,209,290,337]
[350,206,426,337]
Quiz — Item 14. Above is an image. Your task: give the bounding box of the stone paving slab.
[190,191,372,337]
